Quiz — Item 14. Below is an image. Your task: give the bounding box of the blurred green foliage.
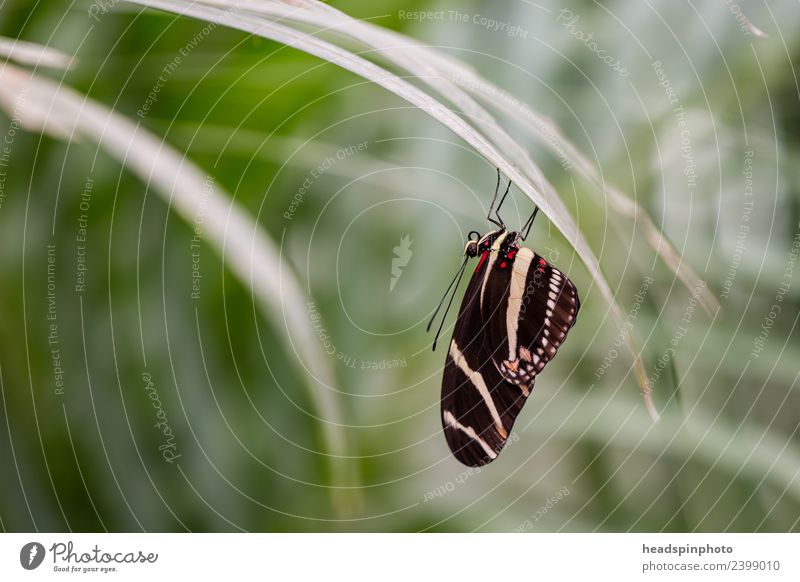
[1,0,799,532]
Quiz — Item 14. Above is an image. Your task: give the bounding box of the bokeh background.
[1,0,799,532]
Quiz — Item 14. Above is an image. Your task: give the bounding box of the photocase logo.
[20,542,46,570]
[543,246,560,262]
[390,235,413,293]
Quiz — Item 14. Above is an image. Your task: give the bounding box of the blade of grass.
[536,391,800,504]
[290,0,719,315]
[0,62,361,515]
[218,0,720,405]
[122,0,659,419]
[193,0,716,402]
[0,36,76,70]
[452,77,720,315]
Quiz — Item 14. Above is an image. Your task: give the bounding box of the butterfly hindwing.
[483,245,580,386]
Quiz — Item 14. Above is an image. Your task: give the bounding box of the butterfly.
[427,170,581,466]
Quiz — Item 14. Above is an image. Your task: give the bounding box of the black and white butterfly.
[428,171,580,466]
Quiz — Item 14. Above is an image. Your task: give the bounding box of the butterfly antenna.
[427,257,469,351]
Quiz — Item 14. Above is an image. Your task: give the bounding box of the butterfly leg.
[487,169,510,229]
[519,206,540,241]
[494,178,512,227]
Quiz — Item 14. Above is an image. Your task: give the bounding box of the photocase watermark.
[750,227,800,359]
[0,142,9,209]
[672,280,706,348]
[142,372,180,463]
[20,539,159,573]
[422,464,482,502]
[513,486,570,531]
[190,176,213,299]
[516,251,571,320]
[519,268,548,318]
[398,10,530,39]
[721,0,767,37]
[0,85,29,209]
[356,358,407,371]
[137,6,240,118]
[87,0,118,21]
[721,150,754,300]
[595,276,653,379]
[46,242,65,396]
[452,10,530,39]
[422,433,520,502]
[23,540,159,574]
[308,301,337,356]
[390,234,413,293]
[542,246,560,263]
[74,176,94,294]
[556,9,629,77]
[307,301,407,370]
[20,542,46,570]
[284,141,368,220]
[652,60,697,196]
[397,9,448,22]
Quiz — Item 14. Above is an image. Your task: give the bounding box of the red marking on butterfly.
[500,261,507,269]
[475,250,489,272]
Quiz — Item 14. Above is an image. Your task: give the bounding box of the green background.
[1,0,799,532]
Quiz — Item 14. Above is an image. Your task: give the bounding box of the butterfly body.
[438,227,580,466]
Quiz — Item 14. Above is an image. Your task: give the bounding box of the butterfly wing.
[440,251,533,466]
[483,246,580,386]
[440,243,580,467]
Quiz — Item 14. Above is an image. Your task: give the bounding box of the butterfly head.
[464,229,512,258]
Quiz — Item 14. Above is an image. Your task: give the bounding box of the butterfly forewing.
[441,248,530,466]
[440,241,580,467]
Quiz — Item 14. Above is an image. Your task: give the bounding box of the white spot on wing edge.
[449,340,508,439]
[505,247,534,361]
[443,410,498,459]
